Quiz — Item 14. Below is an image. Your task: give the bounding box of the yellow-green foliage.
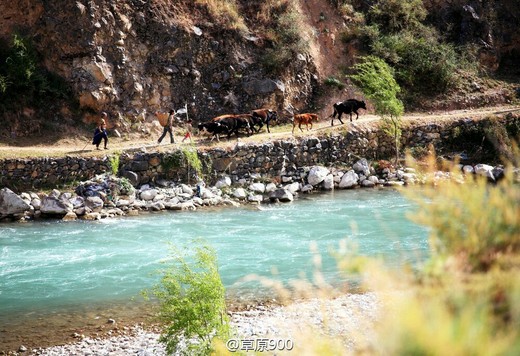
[373,272,520,355]
[332,151,520,354]
[108,152,120,176]
[404,153,520,271]
[196,0,248,34]
[366,152,520,355]
[181,146,203,178]
[148,243,230,355]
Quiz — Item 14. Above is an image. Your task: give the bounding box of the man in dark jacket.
[158,109,175,144]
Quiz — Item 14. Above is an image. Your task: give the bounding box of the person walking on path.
[92,112,109,150]
[157,109,175,144]
[182,119,193,143]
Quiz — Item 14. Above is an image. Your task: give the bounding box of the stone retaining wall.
[1,113,518,191]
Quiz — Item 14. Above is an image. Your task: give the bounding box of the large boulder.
[307,166,330,185]
[353,159,371,176]
[0,188,31,217]
[85,196,104,212]
[339,170,359,189]
[40,196,73,215]
[269,188,294,202]
[140,189,158,201]
[323,174,334,190]
[215,176,232,189]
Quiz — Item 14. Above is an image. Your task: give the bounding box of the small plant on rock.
[108,152,121,176]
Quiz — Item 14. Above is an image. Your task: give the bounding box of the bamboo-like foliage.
[149,243,230,355]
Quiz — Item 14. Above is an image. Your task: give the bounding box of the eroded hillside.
[0,0,518,141]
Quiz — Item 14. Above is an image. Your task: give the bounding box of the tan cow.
[292,113,319,133]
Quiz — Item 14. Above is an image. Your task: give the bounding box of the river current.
[0,188,429,350]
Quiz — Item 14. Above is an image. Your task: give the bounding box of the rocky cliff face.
[0,0,317,133]
[1,0,518,138]
[424,0,520,72]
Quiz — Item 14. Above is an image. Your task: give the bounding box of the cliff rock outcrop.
[0,0,317,132]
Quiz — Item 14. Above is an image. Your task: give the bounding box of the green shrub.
[148,243,230,355]
[344,0,475,98]
[0,33,72,112]
[367,0,427,33]
[323,76,346,89]
[260,1,308,73]
[108,153,121,176]
[350,55,404,164]
[371,31,460,94]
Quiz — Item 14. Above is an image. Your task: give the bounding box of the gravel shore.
[31,293,378,355]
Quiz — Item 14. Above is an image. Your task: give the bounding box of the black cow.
[212,114,254,139]
[330,99,367,126]
[197,121,230,142]
[251,109,278,133]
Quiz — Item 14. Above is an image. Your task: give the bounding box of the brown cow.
[292,113,319,134]
[251,109,277,133]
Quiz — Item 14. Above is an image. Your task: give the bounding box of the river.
[0,188,429,351]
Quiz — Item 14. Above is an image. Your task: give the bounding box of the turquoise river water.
[0,188,429,350]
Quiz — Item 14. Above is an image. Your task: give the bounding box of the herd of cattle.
[193,99,367,141]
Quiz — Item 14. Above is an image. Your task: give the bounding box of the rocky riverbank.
[28,293,378,355]
[0,157,512,223]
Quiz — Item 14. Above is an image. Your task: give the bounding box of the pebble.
[34,293,379,355]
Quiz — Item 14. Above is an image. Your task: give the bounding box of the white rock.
[233,188,248,200]
[215,176,232,189]
[247,195,264,203]
[269,189,294,202]
[353,159,370,176]
[69,196,85,209]
[31,198,42,210]
[285,182,300,194]
[140,189,158,201]
[462,165,474,174]
[361,179,375,187]
[301,184,314,193]
[474,163,495,180]
[180,184,194,195]
[41,196,73,215]
[307,166,330,185]
[339,170,359,189]
[322,174,334,190]
[265,183,277,193]
[368,176,379,184]
[85,196,104,212]
[249,182,266,193]
[0,188,31,216]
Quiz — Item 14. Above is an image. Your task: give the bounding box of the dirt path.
[0,105,519,160]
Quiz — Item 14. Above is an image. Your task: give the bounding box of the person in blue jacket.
[92,112,108,150]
